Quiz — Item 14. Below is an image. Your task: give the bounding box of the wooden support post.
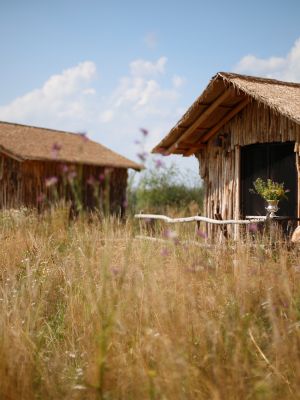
[215,205,230,240]
[296,150,300,223]
[234,146,241,240]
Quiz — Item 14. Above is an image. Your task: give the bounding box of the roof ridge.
[0,120,121,156]
[0,120,86,138]
[216,71,300,88]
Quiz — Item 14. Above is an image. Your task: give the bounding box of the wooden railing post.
[215,207,230,240]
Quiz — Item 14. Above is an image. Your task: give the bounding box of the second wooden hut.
[0,121,142,215]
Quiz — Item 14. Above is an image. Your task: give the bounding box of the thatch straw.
[0,121,143,171]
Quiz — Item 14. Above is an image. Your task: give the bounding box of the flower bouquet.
[250,178,289,217]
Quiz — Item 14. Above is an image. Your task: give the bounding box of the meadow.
[1,207,300,399]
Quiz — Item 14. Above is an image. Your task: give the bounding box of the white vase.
[265,199,279,218]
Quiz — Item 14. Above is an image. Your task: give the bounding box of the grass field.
[1,208,300,399]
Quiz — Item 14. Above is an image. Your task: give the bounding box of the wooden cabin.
[153,72,300,233]
[0,121,142,215]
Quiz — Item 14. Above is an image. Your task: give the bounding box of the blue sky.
[0,0,300,175]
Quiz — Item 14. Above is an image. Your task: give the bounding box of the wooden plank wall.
[0,155,128,215]
[196,145,239,237]
[226,102,300,149]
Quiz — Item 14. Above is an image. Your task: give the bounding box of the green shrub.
[128,162,203,214]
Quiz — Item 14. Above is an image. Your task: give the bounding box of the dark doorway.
[241,142,297,217]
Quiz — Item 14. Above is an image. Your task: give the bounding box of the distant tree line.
[127,161,204,215]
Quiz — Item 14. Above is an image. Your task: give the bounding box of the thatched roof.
[152,72,300,156]
[0,121,143,171]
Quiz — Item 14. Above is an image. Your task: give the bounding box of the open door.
[241,142,297,217]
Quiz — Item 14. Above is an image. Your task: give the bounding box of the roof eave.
[0,149,144,171]
[152,72,300,156]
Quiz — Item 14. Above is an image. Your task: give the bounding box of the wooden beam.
[183,97,250,156]
[184,144,208,157]
[179,142,206,149]
[0,146,23,162]
[164,88,234,155]
[183,144,206,156]
[200,97,250,143]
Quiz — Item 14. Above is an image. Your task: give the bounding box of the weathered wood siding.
[196,101,300,229]
[0,155,128,215]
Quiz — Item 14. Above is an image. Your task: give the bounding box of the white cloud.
[100,57,182,129]
[100,109,114,123]
[42,61,96,97]
[130,57,167,77]
[0,57,190,169]
[0,61,97,126]
[111,76,178,113]
[96,57,185,159]
[234,38,300,82]
[83,88,96,95]
[172,74,186,88]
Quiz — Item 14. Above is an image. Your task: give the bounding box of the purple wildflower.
[51,142,62,158]
[99,173,105,182]
[110,266,121,276]
[140,128,149,137]
[79,132,89,142]
[163,229,178,240]
[68,171,77,181]
[154,159,164,169]
[137,152,148,162]
[163,229,180,245]
[161,248,170,257]
[248,223,258,233]
[61,164,69,173]
[37,193,46,203]
[87,176,96,186]
[196,229,207,239]
[45,176,58,187]
[52,142,61,151]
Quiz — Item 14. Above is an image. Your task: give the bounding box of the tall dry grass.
[0,208,300,399]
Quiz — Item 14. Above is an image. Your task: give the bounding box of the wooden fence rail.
[134,213,300,242]
[134,213,265,225]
